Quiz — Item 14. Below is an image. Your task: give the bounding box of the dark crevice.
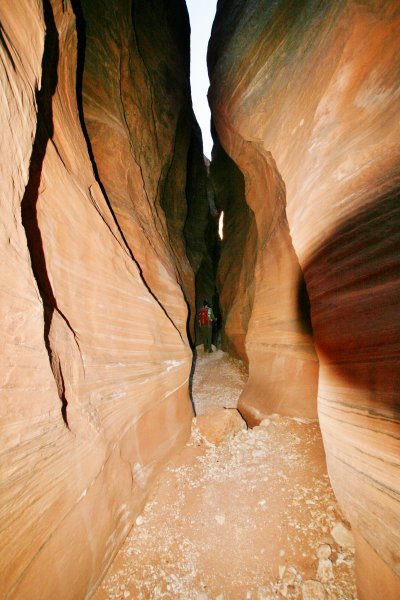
[0,24,16,70]
[210,137,252,355]
[188,347,197,415]
[297,273,313,336]
[20,0,70,429]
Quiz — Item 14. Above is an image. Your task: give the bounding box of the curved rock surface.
[80,0,195,340]
[209,0,400,596]
[0,0,206,598]
[211,138,318,422]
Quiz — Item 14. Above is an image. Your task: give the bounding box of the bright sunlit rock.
[218,211,224,240]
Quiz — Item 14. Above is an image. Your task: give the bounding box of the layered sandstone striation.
[0,0,208,598]
[211,139,318,424]
[209,0,400,597]
[209,86,318,420]
[80,0,197,339]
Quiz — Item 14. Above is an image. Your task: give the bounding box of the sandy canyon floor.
[94,349,357,600]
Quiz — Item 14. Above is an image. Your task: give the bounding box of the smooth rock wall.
[0,1,197,598]
[209,97,318,420]
[209,0,400,596]
[234,140,318,423]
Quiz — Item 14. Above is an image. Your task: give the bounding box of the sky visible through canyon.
[186,0,217,159]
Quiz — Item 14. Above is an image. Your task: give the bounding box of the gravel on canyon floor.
[94,348,357,600]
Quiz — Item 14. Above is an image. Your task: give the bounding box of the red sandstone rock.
[233,141,318,423]
[208,0,400,596]
[80,0,195,341]
[0,1,198,598]
[211,136,319,423]
[195,408,247,444]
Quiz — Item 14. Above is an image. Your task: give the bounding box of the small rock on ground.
[195,408,247,445]
[331,522,355,549]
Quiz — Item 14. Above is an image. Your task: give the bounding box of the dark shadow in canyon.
[302,185,400,408]
[188,348,198,414]
[297,274,313,336]
[20,0,70,429]
[209,136,257,359]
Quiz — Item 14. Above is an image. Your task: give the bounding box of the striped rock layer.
[208,1,400,598]
[0,0,211,597]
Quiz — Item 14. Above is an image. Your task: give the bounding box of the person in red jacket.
[198,299,216,353]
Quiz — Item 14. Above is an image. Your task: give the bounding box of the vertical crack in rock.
[70,0,186,345]
[0,23,16,70]
[20,0,71,430]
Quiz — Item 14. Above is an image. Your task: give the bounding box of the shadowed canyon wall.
[0,0,211,597]
[208,0,400,597]
[185,124,219,344]
[210,140,257,363]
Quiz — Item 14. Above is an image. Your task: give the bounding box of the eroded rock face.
[211,138,318,423]
[209,0,400,596]
[80,0,196,340]
[0,0,204,597]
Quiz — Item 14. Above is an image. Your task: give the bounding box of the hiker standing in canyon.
[198,299,216,353]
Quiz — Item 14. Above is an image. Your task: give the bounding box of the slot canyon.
[0,0,399,599]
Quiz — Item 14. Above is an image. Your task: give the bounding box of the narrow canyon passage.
[94,349,357,600]
[1,1,399,599]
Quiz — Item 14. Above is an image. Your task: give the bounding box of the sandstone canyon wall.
[208,1,400,597]
[80,0,200,340]
[0,1,208,598]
